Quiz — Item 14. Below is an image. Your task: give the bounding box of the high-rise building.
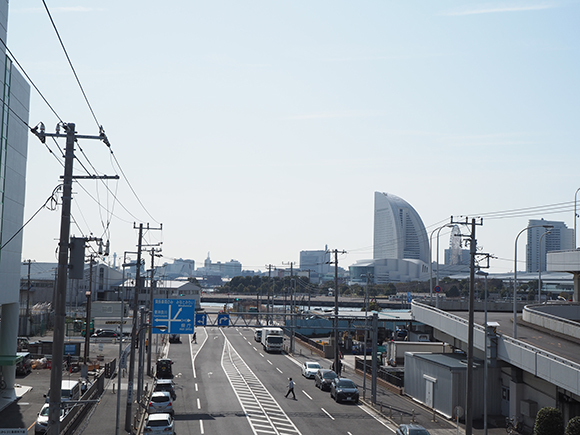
[0,0,31,404]
[373,192,429,263]
[526,219,574,273]
[299,246,331,276]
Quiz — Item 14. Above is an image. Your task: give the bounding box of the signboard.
[152,298,195,334]
[407,292,412,303]
[217,313,230,327]
[0,430,26,434]
[434,285,441,293]
[195,313,207,326]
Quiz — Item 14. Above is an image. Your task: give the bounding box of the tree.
[447,285,460,298]
[565,416,580,435]
[534,407,564,435]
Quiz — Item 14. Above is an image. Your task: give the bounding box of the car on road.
[395,424,431,435]
[148,391,174,415]
[144,412,174,434]
[169,334,181,343]
[301,361,322,379]
[254,329,262,342]
[314,369,337,391]
[154,378,177,400]
[330,377,360,403]
[35,403,65,434]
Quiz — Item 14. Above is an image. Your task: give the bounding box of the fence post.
[412,409,415,423]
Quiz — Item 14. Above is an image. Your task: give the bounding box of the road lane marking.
[276,368,283,373]
[220,329,302,435]
[200,420,204,434]
[189,328,208,379]
[302,390,312,400]
[267,360,272,365]
[197,398,201,409]
[195,383,198,392]
[321,407,335,420]
[260,353,265,358]
[359,404,396,432]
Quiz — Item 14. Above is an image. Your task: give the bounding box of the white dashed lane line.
[276,368,283,374]
[302,390,313,400]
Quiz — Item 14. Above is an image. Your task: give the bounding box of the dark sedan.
[314,369,337,391]
[330,377,359,403]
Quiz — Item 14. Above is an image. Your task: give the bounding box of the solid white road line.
[359,404,396,432]
[189,328,208,379]
[321,408,335,420]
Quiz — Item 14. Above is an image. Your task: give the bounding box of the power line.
[41,0,100,129]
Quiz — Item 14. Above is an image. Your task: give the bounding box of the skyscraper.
[373,192,429,263]
[526,219,574,273]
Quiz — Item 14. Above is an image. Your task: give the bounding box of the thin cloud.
[282,110,386,120]
[16,7,105,13]
[441,3,557,16]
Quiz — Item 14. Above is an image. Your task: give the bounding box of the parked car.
[147,391,174,415]
[156,359,174,379]
[169,334,181,343]
[330,377,360,403]
[154,378,177,400]
[301,361,322,379]
[144,412,174,435]
[396,424,431,435]
[90,329,118,340]
[314,369,337,391]
[15,352,32,375]
[35,403,64,434]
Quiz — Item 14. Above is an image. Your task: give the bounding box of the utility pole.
[30,122,113,435]
[24,259,32,335]
[147,246,162,376]
[126,223,144,433]
[328,249,346,378]
[450,216,485,435]
[84,255,94,364]
[266,265,273,325]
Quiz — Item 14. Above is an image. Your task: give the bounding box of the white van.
[46,380,81,403]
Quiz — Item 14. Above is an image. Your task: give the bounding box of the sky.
[6,1,580,275]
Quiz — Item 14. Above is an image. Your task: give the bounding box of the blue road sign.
[434,285,441,293]
[407,292,412,303]
[217,313,230,327]
[152,298,196,334]
[195,313,207,326]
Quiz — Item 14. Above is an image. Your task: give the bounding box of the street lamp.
[575,188,580,249]
[538,230,551,303]
[513,224,553,338]
[429,224,453,304]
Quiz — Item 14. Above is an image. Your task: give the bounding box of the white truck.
[261,327,284,352]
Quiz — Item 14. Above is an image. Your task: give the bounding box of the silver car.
[148,391,174,415]
[144,413,174,435]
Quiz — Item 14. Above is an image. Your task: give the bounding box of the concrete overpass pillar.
[573,273,580,303]
[0,302,19,392]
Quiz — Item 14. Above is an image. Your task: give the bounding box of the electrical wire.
[0,186,60,251]
[41,0,100,129]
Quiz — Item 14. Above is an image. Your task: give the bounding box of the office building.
[0,0,31,404]
[526,219,574,273]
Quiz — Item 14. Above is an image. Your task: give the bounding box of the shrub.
[534,407,564,435]
[565,416,580,435]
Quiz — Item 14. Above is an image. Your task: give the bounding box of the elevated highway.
[411,301,580,425]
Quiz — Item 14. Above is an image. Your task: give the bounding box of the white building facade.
[0,0,31,402]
